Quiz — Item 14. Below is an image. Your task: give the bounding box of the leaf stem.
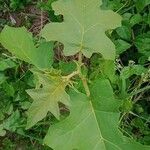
[78,52,90,97]
[62,70,80,81]
[62,51,90,97]
[80,75,90,97]
[78,51,82,64]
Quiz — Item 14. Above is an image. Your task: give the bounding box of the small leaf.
[3,110,20,132]
[2,82,15,97]
[0,58,16,71]
[59,61,76,75]
[26,72,70,129]
[130,14,142,27]
[20,101,31,110]
[115,39,131,55]
[41,0,122,60]
[0,26,54,69]
[116,26,131,41]
[0,124,6,137]
[120,65,147,79]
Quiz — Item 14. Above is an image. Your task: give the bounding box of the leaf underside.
[41,0,122,60]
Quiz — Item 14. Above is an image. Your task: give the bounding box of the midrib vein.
[89,101,122,150]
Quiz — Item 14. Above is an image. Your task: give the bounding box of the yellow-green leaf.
[26,72,70,129]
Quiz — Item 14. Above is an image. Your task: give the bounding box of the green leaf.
[59,61,76,75]
[120,65,147,79]
[0,73,6,84]
[99,59,116,82]
[0,124,6,137]
[135,33,150,56]
[144,12,150,25]
[116,26,131,41]
[101,0,123,11]
[2,81,15,97]
[0,26,54,69]
[115,39,131,55]
[3,110,20,132]
[130,14,142,27]
[44,79,150,150]
[41,0,122,60]
[36,42,54,69]
[20,101,31,110]
[26,72,70,129]
[135,0,150,12]
[0,58,16,71]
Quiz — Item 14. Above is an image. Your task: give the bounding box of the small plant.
[0,0,150,149]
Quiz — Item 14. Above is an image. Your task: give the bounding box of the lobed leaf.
[44,79,150,150]
[26,72,70,129]
[41,0,122,60]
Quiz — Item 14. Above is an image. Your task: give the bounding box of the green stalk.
[78,52,90,97]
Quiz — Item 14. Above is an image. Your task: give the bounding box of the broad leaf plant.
[0,0,150,149]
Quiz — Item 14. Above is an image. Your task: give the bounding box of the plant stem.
[62,70,79,81]
[78,51,82,64]
[130,85,150,97]
[80,75,90,97]
[78,52,90,97]
[116,0,129,13]
[121,78,127,97]
[62,51,90,96]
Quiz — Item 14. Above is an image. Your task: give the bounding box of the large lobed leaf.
[44,79,150,150]
[0,26,54,69]
[26,71,70,129]
[41,0,122,60]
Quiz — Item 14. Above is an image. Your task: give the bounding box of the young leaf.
[0,26,54,69]
[26,72,70,129]
[41,0,122,60]
[44,79,150,150]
